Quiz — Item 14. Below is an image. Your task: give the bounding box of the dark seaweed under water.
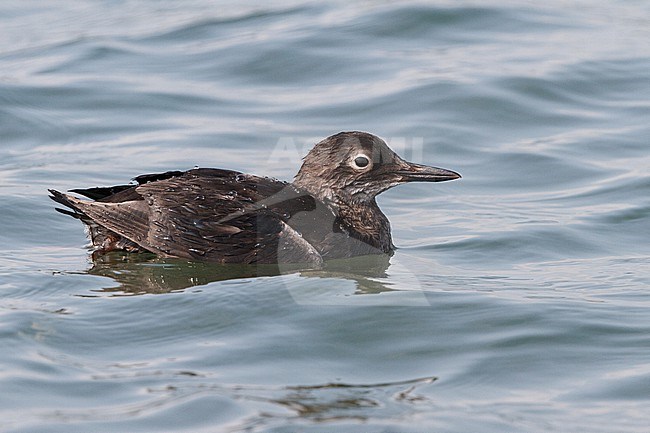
[1,1,649,432]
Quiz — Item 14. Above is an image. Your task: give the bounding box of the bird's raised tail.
[48,188,148,255]
[48,189,89,221]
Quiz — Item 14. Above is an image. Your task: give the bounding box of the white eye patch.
[351,154,371,170]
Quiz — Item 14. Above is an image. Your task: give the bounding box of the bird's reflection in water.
[86,252,394,295]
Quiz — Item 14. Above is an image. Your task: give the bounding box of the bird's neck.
[291,178,394,253]
[333,197,394,254]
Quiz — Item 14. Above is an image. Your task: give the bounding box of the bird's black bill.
[396,163,461,183]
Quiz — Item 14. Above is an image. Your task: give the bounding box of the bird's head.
[293,131,460,205]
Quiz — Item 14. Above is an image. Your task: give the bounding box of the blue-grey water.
[1,1,649,432]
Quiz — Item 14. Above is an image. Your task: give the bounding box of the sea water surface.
[1,1,649,432]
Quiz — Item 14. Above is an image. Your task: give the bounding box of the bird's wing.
[59,168,323,265]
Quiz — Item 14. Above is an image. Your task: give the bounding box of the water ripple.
[2,1,650,432]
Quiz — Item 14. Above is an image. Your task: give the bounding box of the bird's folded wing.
[72,168,322,264]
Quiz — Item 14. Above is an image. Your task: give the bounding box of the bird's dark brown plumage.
[49,131,460,265]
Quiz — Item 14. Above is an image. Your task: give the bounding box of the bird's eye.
[352,155,370,169]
